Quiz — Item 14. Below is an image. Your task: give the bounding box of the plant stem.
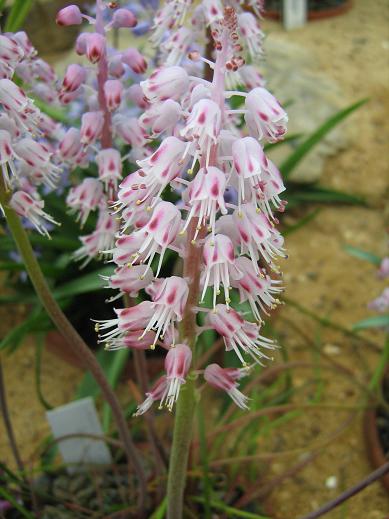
[167,221,202,518]
[167,377,197,519]
[0,181,147,512]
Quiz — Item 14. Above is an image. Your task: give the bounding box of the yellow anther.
[136,200,141,205]
[146,206,152,212]
[216,290,221,295]
[94,324,99,332]
[178,230,185,236]
[226,297,231,304]
[191,239,196,245]
[150,344,155,350]
[187,168,193,175]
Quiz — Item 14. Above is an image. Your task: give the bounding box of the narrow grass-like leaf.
[286,186,365,206]
[369,336,389,390]
[192,497,269,518]
[149,497,167,519]
[76,348,113,399]
[344,245,381,266]
[4,0,33,31]
[352,315,389,331]
[280,98,368,179]
[102,348,130,432]
[53,266,114,298]
[34,334,53,410]
[32,97,70,124]
[0,487,34,519]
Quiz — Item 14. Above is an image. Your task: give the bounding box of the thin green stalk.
[167,377,197,519]
[0,181,147,512]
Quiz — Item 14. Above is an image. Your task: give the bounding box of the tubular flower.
[204,363,249,409]
[207,304,276,365]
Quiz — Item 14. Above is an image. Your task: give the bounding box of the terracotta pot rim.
[364,404,389,494]
[264,0,353,22]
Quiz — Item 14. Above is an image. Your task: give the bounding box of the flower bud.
[112,8,137,28]
[80,111,104,145]
[62,64,87,93]
[121,48,147,74]
[56,5,83,26]
[104,79,123,111]
[85,33,106,64]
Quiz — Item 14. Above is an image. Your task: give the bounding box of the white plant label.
[46,397,112,473]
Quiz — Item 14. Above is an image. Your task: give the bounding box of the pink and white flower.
[207,304,276,365]
[245,87,288,143]
[204,363,249,409]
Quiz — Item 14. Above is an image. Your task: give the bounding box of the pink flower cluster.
[95,6,288,413]
[0,32,62,235]
[56,0,151,266]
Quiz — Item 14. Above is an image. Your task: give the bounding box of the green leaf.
[343,245,381,266]
[149,497,167,519]
[53,266,114,299]
[192,497,269,519]
[32,97,70,124]
[4,0,33,31]
[34,334,53,410]
[0,487,35,519]
[76,348,112,399]
[102,348,130,432]
[352,315,389,331]
[286,186,365,206]
[280,99,368,179]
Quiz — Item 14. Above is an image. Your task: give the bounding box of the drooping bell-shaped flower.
[113,115,148,149]
[207,304,276,365]
[111,8,137,28]
[74,210,118,267]
[202,0,224,25]
[56,5,83,26]
[13,138,61,188]
[121,48,148,74]
[58,128,83,161]
[181,99,222,168]
[234,203,287,270]
[237,12,264,59]
[232,136,268,205]
[245,87,288,143]
[141,276,189,346]
[162,344,192,410]
[134,376,168,416]
[232,256,283,320]
[131,201,182,274]
[105,330,157,352]
[95,301,154,344]
[103,80,123,112]
[96,148,122,193]
[163,27,193,67]
[61,64,87,93]
[182,166,227,240]
[135,136,187,204]
[80,111,104,145]
[101,264,154,299]
[0,129,18,188]
[204,363,249,409]
[201,233,241,308]
[141,66,189,103]
[85,33,106,64]
[139,99,181,138]
[9,191,58,236]
[66,177,103,226]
